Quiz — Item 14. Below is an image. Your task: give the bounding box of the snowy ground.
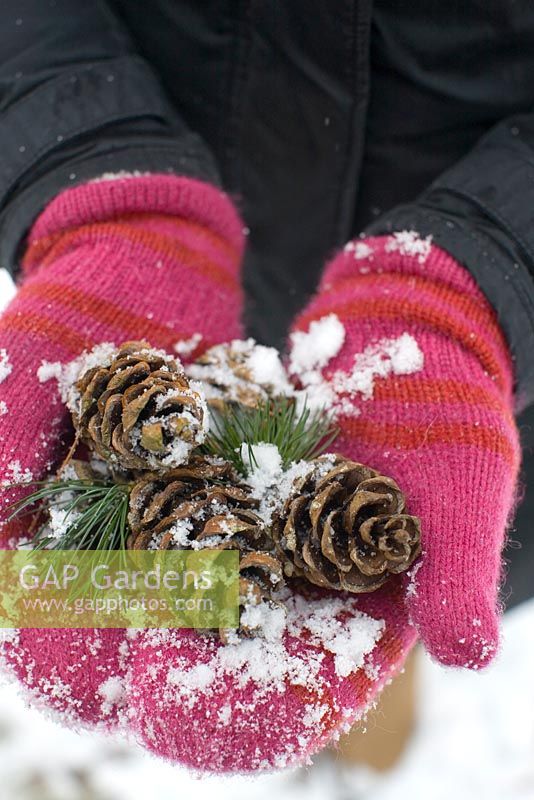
[0,598,531,800]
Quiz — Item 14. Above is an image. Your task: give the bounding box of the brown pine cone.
[126,456,265,551]
[126,455,285,641]
[73,341,207,471]
[272,455,421,592]
[186,339,289,411]
[216,546,285,644]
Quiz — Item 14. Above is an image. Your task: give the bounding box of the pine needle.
[7,479,131,551]
[202,396,339,474]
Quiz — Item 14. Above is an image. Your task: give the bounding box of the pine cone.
[186,339,290,411]
[61,456,134,485]
[272,455,421,592]
[126,456,285,640]
[73,341,208,471]
[126,456,265,551]
[216,546,285,644]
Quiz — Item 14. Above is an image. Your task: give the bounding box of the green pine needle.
[7,479,131,551]
[202,396,339,474]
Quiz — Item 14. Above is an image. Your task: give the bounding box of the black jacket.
[2,0,534,411]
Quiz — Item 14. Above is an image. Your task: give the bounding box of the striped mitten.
[291,233,520,668]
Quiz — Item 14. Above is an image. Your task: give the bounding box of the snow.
[171,422,207,461]
[294,599,385,678]
[0,348,12,383]
[287,316,424,419]
[344,240,374,260]
[0,600,531,798]
[1,459,33,485]
[237,445,333,529]
[168,663,216,691]
[384,230,432,263]
[240,600,287,640]
[217,704,232,725]
[48,506,81,539]
[36,360,63,384]
[292,331,424,417]
[174,333,203,358]
[160,592,383,700]
[383,332,425,375]
[98,676,125,716]
[404,560,422,599]
[168,518,194,548]
[336,599,534,800]
[187,338,293,407]
[289,314,345,375]
[240,442,283,495]
[330,333,424,402]
[91,170,149,182]
[246,344,293,393]
[37,343,118,411]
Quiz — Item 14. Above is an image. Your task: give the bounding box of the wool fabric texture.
[0,172,245,530]
[0,178,519,773]
[0,177,414,774]
[293,234,520,669]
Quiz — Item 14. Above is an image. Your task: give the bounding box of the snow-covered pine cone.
[126,455,284,640]
[186,339,291,411]
[73,341,208,471]
[215,545,285,644]
[272,455,421,592]
[126,456,263,550]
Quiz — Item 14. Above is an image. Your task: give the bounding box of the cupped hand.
[291,234,520,670]
[0,173,244,735]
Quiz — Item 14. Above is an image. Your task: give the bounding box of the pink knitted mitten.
[0,172,244,723]
[292,233,521,669]
[0,173,244,526]
[0,200,519,773]
[116,232,520,772]
[1,179,416,774]
[1,176,412,774]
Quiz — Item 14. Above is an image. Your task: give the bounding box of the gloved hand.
[1,204,518,773]
[124,225,519,772]
[0,172,411,774]
[0,172,245,727]
[290,233,520,669]
[0,172,245,530]
[0,183,418,774]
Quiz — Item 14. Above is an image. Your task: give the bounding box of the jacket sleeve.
[366,115,534,412]
[0,0,220,278]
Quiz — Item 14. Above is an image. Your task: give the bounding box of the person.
[0,0,532,774]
